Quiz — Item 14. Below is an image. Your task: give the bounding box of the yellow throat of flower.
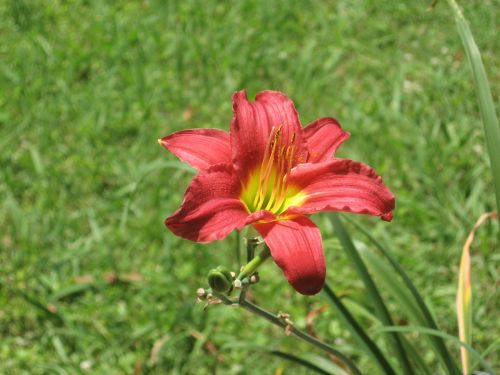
[240,125,305,215]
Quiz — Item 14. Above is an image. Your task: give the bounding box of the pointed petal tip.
[233,89,247,96]
[302,117,351,162]
[158,129,232,170]
[232,89,248,105]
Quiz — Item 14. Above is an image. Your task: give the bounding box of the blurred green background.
[1,0,498,373]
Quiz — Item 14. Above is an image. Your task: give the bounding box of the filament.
[252,127,297,214]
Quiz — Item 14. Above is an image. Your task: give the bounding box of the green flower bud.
[207,266,233,293]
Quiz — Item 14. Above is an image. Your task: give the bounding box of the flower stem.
[237,244,270,280]
[211,236,362,374]
[213,291,363,375]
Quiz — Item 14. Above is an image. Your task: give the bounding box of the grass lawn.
[1,0,498,373]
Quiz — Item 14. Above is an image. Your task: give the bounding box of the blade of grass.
[223,342,351,375]
[334,254,432,374]
[360,250,424,323]
[329,214,414,375]
[358,250,433,374]
[269,351,337,375]
[345,216,460,374]
[359,248,455,371]
[235,297,364,375]
[456,212,498,375]
[446,0,500,222]
[119,159,195,231]
[375,326,495,375]
[323,284,396,375]
[343,298,379,324]
[339,294,430,374]
[0,281,64,325]
[215,285,364,375]
[49,282,99,302]
[476,339,500,370]
[301,353,351,375]
[400,335,433,375]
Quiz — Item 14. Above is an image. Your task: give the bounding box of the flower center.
[240,125,305,215]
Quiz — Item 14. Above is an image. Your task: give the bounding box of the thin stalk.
[237,245,270,280]
[213,290,363,375]
[211,236,362,375]
[246,237,258,262]
[235,231,242,267]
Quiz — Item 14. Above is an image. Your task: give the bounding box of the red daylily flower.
[160,90,395,295]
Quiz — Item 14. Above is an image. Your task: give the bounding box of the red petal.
[286,160,395,219]
[159,129,231,170]
[165,164,248,243]
[230,90,307,183]
[245,209,277,224]
[253,216,325,295]
[303,117,350,162]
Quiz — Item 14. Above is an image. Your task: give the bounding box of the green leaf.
[357,249,437,375]
[400,335,433,375]
[0,280,64,325]
[343,298,380,325]
[49,282,98,302]
[476,339,500,370]
[301,353,351,375]
[221,343,346,375]
[329,240,434,375]
[329,214,414,375]
[269,351,336,375]
[360,251,456,372]
[345,216,459,374]
[359,249,424,323]
[323,284,396,375]
[374,326,495,375]
[446,0,500,220]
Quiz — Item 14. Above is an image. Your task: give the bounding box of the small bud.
[249,273,260,284]
[196,288,206,298]
[207,266,233,293]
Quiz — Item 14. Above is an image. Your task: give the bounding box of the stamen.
[252,127,276,209]
[264,144,286,211]
[246,127,299,214]
[271,134,296,213]
[254,125,281,209]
